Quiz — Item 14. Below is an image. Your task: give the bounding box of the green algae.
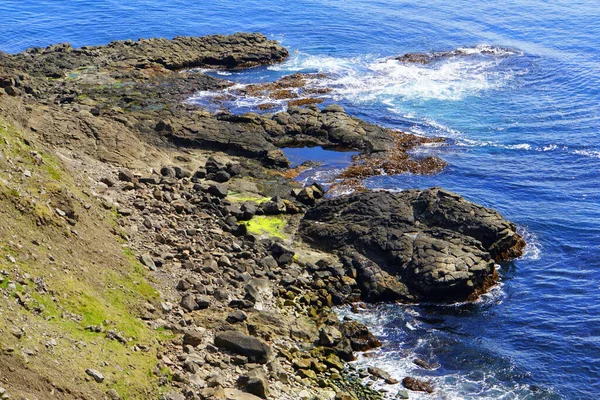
[243,215,288,239]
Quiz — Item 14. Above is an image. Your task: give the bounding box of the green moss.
[243,215,288,239]
[0,182,19,199]
[45,164,62,180]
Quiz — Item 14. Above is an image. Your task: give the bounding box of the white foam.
[344,299,553,399]
[573,149,600,159]
[189,45,524,118]
[541,144,558,151]
[267,52,367,75]
[455,44,522,57]
[457,138,533,151]
[517,227,542,261]
[321,56,512,104]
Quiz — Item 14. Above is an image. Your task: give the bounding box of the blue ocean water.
[2,1,599,398]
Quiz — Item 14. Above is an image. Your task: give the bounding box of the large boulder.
[214,331,272,364]
[299,188,525,302]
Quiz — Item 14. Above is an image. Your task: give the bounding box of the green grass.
[0,116,171,399]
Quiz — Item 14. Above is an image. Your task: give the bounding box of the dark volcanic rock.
[183,330,204,347]
[340,320,381,351]
[163,103,415,166]
[3,33,288,78]
[299,187,525,302]
[397,46,516,65]
[214,331,272,364]
[402,377,434,393]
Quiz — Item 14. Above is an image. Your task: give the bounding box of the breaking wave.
[189,45,527,113]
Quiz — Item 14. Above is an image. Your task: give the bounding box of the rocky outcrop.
[299,188,525,302]
[0,34,445,170]
[163,104,402,163]
[0,31,527,399]
[1,33,288,78]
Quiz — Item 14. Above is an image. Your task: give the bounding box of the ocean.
[2,1,599,398]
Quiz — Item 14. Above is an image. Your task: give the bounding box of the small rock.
[176,280,191,291]
[106,389,121,400]
[298,369,317,380]
[117,207,133,216]
[402,376,434,393]
[223,389,262,400]
[180,294,198,312]
[195,295,211,309]
[246,376,269,399]
[10,327,24,339]
[226,310,247,324]
[319,326,343,347]
[218,255,232,267]
[208,183,228,199]
[162,392,185,400]
[85,368,104,383]
[160,302,173,313]
[174,166,192,178]
[160,166,177,178]
[139,175,161,185]
[183,330,204,347]
[205,156,225,174]
[101,176,115,187]
[213,170,231,183]
[194,168,207,179]
[140,254,156,270]
[118,169,135,182]
[413,358,436,370]
[229,299,254,309]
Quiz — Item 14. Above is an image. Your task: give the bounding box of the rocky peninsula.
[0,33,524,400]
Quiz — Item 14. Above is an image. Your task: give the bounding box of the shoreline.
[0,33,524,400]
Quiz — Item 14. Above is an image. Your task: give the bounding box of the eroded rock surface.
[299,187,525,302]
[0,34,446,170]
[1,33,288,77]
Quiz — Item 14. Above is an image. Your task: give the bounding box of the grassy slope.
[0,115,173,399]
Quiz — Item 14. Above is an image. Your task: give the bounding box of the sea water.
[2,1,599,398]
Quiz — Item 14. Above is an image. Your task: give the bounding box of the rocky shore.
[0,33,524,400]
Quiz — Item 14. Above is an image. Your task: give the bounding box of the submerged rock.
[299,187,525,302]
[397,45,517,65]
